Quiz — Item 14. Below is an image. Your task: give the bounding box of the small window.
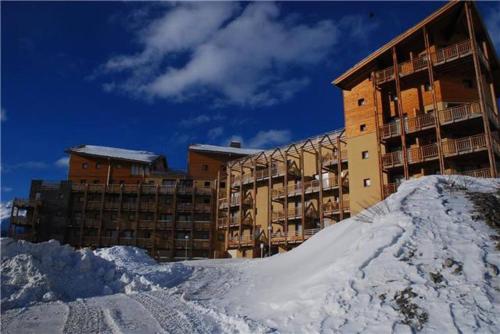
[463,79,473,88]
[360,124,367,132]
[80,179,86,184]
[358,98,366,106]
[202,164,209,171]
[93,180,99,184]
[362,151,369,159]
[96,162,101,169]
[119,180,125,185]
[220,182,226,188]
[204,181,211,187]
[363,178,371,187]
[82,162,88,169]
[424,82,432,91]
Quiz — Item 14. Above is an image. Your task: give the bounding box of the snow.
[189,144,263,155]
[67,145,160,163]
[0,201,12,221]
[2,175,499,333]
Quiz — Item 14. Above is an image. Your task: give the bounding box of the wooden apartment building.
[333,1,500,213]
[215,130,350,258]
[9,145,215,261]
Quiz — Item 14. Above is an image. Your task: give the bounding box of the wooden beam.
[300,148,305,240]
[392,46,409,179]
[337,136,344,220]
[152,185,159,258]
[79,184,88,247]
[371,72,386,199]
[97,185,106,247]
[318,145,324,228]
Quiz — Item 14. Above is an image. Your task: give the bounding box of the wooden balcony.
[228,236,254,248]
[381,120,401,139]
[122,202,137,211]
[86,201,102,210]
[104,202,120,210]
[84,219,101,228]
[442,134,487,157]
[159,186,175,194]
[176,221,193,230]
[271,177,339,199]
[136,238,154,248]
[383,183,398,198]
[140,202,156,212]
[82,236,99,247]
[177,203,193,212]
[406,143,439,164]
[444,168,491,178]
[375,67,395,85]
[399,54,429,77]
[322,201,340,215]
[194,203,212,213]
[304,228,320,239]
[217,217,228,229]
[433,40,472,65]
[382,151,403,168]
[11,216,30,226]
[438,103,481,125]
[322,150,348,167]
[137,220,154,229]
[404,112,436,133]
[193,240,210,249]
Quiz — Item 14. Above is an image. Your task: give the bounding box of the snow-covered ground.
[1,175,499,333]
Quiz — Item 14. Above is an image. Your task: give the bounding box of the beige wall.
[346,132,382,214]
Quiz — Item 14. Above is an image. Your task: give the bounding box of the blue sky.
[2,1,500,203]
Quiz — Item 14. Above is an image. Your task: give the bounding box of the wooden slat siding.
[483,39,500,173]
[252,159,257,249]
[190,184,195,259]
[171,180,178,260]
[268,158,273,253]
[465,2,497,178]
[337,136,344,220]
[284,150,289,246]
[333,1,460,88]
[424,25,445,174]
[371,72,385,200]
[117,184,123,245]
[79,184,89,247]
[97,185,106,247]
[318,145,324,228]
[209,183,215,258]
[392,46,409,180]
[134,185,141,247]
[225,168,231,252]
[152,185,159,258]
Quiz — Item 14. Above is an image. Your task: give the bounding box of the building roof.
[189,144,263,156]
[332,1,499,90]
[66,145,162,164]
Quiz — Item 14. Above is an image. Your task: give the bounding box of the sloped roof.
[189,144,262,156]
[66,145,162,164]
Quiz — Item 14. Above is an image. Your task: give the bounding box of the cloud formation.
[101,2,378,107]
[1,108,6,122]
[224,129,291,149]
[55,157,70,168]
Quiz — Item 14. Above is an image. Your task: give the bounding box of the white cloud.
[207,126,224,140]
[55,157,70,168]
[485,3,500,51]
[223,129,291,149]
[1,108,6,122]
[101,2,377,107]
[179,113,225,128]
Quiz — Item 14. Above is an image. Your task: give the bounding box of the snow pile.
[186,175,500,333]
[0,239,192,311]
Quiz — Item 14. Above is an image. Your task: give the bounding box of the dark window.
[363,178,371,187]
[358,98,366,106]
[80,179,86,184]
[360,124,367,132]
[82,162,88,169]
[424,82,432,91]
[204,181,210,187]
[463,79,473,88]
[201,164,209,171]
[362,151,369,159]
[119,180,125,185]
[93,180,99,184]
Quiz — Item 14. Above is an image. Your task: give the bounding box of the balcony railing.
[228,236,254,247]
[404,112,436,133]
[381,120,401,139]
[304,228,321,239]
[406,143,439,164]
[382,151,403,168]
[322,201,339,214]
[444,168,491,178]
[433,40,472,65]
[217,217,228,228]
[322,150,348,166]
[438,103,481,124]
[442,134,487,156]
[399,54,429,77]
[383,183,398,198]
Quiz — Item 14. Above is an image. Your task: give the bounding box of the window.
[93,180,99,184]
[220,182,226,188]
[82,162,88,169]
[362,151,369,159]
[363,178,371,187]
[201,164,209,171]
[360,124,367,132]
[119,180,125,185]
[96,162,101,169]
[463,79,473,88]
[424,82,432,91]
[204,181,211,187]
[358,98,366,106]
[80,179,86,184]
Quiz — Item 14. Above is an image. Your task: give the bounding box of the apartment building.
[216,130,350,258]
[333,1,500,213]
[10,146,215,261]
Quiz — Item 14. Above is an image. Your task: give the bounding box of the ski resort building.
[333,1,500,213]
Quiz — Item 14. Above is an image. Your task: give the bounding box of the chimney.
[229,141,241,148]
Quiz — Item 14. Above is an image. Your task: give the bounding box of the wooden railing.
[193,240,210,249]
[445,168,491,178]
[375,67,395,84]
[382,151,403,168]
[271,177,338,199]
[438,103,481,124]
[228,236,254,247]
[381,120,401,139]
[217,217,228,228]
[399,54,429,77]
[383,183,398,198]
[406,143,439,164]
[433,40,472,65]
[442,134,487,156]
[322,201,339,214]
[194,204,211,212]
[404,112,435,133]
[304,228,320,239]
[322,150,348,166]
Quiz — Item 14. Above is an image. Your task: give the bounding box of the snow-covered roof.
[66,145,162,164]
[189,144,262,156]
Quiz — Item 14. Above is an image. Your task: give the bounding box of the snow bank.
[1,239,192,311]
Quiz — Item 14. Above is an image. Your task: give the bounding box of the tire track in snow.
[63,299,112,334]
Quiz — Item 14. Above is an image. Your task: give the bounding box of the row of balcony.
[71,218,210,229]
[375,40,488,85]
[270,176,342,199]
[72,184,212,195]
[230,164,301,187]
[382,133,489,168]
[79,201,211,213]
[217,215,253,228]
[380,103,485,139]
[227,228,321,248]
[81,237,210,250]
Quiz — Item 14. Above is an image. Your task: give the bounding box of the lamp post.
[184,234,189,261]
[268,224,272,257]
[260,243,264,258]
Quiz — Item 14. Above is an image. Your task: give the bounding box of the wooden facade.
[334,1,500,209]
[215,130,350,258]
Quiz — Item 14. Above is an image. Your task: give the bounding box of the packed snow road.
[2,176,500,333]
